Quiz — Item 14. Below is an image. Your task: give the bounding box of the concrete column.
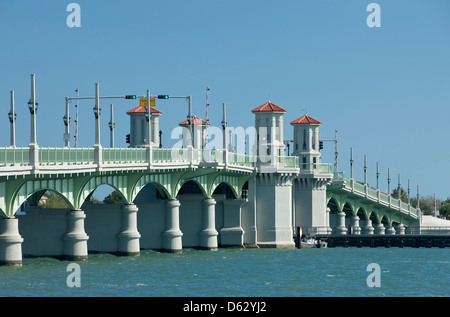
[117,204,141,256]
[362,219,375,234]
[396,223,406,235]
[62,210,89,261]
[220,199,246,247]
[335,211,347,235]
[374,223,385,235]
[199,198,218,250]
[161,199,183,253]
[0,218,23,266]
[385,225,396,235]
[351,215,361,235]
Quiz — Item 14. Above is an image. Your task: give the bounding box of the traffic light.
[319,141,324,150]
[157,95,169,99]
[126,134,130,144]
[125,95,136,99]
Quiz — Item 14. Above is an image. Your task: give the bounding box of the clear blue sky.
[1,0,450,199]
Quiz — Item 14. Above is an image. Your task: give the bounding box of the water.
[0,248,448,297]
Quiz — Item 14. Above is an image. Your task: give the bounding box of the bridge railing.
[39,147,95,165]
[103,148,147,163]
[0,147,29,166]
[338,175,418,217]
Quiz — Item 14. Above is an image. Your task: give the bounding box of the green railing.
[228,152,257,167]
[39,147,95,165]
[103,148,146,163]
[0,147,29,165]
[339,176,418,217]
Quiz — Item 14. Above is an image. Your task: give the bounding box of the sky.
[1,0,450,200]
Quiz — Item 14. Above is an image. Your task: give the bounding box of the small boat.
[300,238,327,248]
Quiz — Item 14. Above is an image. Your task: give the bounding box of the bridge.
[0,75,426,266]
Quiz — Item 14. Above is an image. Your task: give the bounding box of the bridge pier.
[117,204,141,256]
[335,211,348,235]
[220,199,246,247]
[161,199,183,253]
[361,219,375,234]
[385,225,396,235]
[396,223,406,234]
[62,210,89,261]
[351,216,361,234]
[199,198,218,250]
[374,223,385,235]
[0,217,23,266]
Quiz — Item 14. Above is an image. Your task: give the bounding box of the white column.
[374,223,385,235]
[220,199,246,247]
[62,210,89,261]
[351,215,361,235]
[362,219,375,234]
[335,211,348,235]
[199,198,218,250]
[396,223,406,235]
[0,218,23,266]
[117,204,141,256]
[161,199,183,253]
[385,225,396,235]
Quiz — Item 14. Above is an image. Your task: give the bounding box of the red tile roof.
[251,101,287,113]
[179,116,210,126]
[126,105,162,114]
[290,114,321,125]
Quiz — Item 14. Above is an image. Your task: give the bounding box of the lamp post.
[28,74,38,146]
[9,90,16,147]
[108,104,115,148]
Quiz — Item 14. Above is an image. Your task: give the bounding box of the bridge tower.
[290,114,322,167]
[250,101,295,247]
[178,116,209,149]
[251,101,286,164]
[291,114,333,235]
[126,105,162,148]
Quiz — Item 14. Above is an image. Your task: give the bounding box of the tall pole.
[94,82,101,147]
[387,168,391,195]
[188,95,193,146]
[9,90,16,147]
[222,102,227,150]
[146,90,151,147]
[408,179,410,205]
[376,161,380,190]
[29,74,37,146]
[109,103,115,148]
[64,96,70,147]
[350,147,353,179]
[364,154,367,184]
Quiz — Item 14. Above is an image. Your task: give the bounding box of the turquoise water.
[0,248,448,297]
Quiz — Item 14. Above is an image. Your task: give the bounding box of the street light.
[63,114,70,127]
[8,111,16,123]
[28,99,38,114]
[93,106,101,119]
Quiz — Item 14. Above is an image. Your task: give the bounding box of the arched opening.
[134,183,169,250]
[178,180,206,248]
[81,184,127,254]
[134,182,168,203]
[17,189,73,257]
[82,184,126,206]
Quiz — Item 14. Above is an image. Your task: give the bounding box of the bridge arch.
[76,174,131,209]
[9,178,76,217]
